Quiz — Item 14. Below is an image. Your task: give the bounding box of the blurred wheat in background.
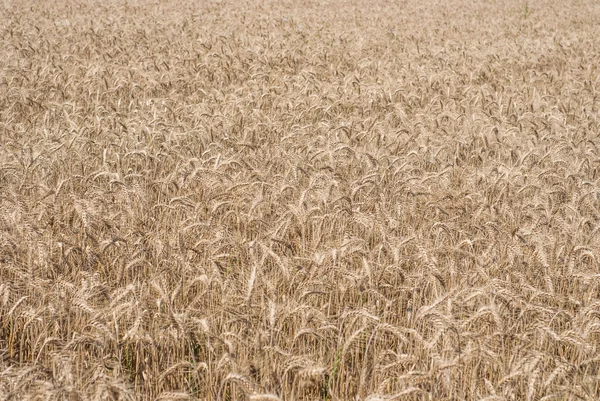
[1,0,600,400]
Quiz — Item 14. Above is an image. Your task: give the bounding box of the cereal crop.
[1,0,600,400]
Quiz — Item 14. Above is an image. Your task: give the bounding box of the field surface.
[2,0,600,400]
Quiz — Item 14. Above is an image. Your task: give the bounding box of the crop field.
[2,0,600,400]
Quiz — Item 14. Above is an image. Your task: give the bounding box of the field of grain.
[1,0,600,400]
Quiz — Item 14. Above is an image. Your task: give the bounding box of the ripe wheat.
[1,0,600,400]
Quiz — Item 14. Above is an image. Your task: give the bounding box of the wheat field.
[1,0,600,400]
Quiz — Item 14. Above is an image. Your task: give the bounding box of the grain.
[1,0,600,399]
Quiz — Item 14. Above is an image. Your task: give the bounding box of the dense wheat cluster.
[2,0,600,399]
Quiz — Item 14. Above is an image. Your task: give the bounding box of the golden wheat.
[1,0,600,400]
